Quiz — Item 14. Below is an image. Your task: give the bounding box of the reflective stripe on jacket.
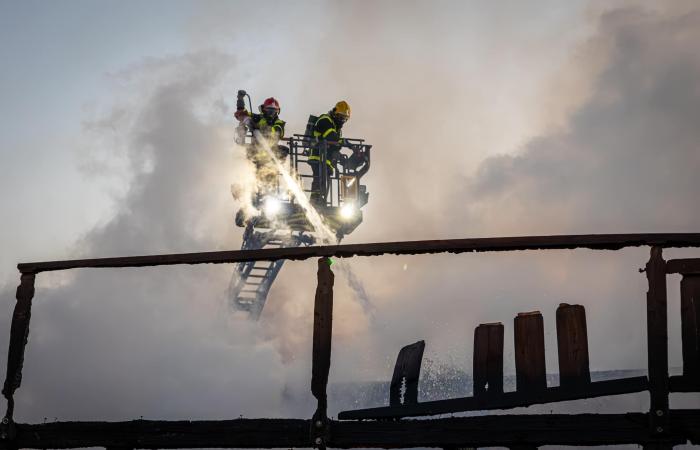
[310,113,341,167]
[256,116,285,139]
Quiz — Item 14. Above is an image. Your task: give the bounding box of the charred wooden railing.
[2,233,700,449]
[339,304,649,419]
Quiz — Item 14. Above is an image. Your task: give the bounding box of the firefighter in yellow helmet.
[309,101,351,205]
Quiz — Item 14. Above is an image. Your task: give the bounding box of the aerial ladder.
[229,91,372,319]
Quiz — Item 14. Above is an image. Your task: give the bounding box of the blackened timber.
[2,273,35,425]
[556,304,590,388]
[310,258,334,446]
[17,233,700,274]
[473,323,504,397]
[389,341,425,406]
[3,412,699,449]
[669,375,700,392]
[646,247,669,435]
[331,412,695,448]
[0,419,310,449]
[667,258,700,274]
[337,376,649,419]
[515,311,547,392]
[680,275,700,378]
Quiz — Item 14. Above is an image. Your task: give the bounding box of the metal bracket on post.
[310,258,334,449]
[645,247,669,437]
[1,272,36,442]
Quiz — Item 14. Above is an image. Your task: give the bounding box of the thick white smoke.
[0,6,699,447]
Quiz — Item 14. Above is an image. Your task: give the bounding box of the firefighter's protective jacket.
[310,113,343,167]
[235,110,285,140]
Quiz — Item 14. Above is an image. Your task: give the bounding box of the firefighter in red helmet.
[234,91,288,197]
[235,92,286,144]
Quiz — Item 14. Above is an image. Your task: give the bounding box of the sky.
[1,0,699,441]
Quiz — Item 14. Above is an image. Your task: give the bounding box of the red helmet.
[261,97,280,113]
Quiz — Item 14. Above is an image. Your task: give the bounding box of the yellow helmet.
[333,100,351,119]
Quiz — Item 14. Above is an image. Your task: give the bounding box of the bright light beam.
[250,131,374,318]
[340,203,356,220]
[252,131,336,242]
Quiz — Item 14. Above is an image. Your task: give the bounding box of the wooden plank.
[16,233,700,274]
[389,341,425,406]
[667,258,700,275]
[669,375,700,392]
[646,247,669,435]
[338,376,649,420]
[515,311,547,392]
[2,411,699,449]
[556,303,590,388]
[0,419,310,449]
[2,273,36,426]
[681,275,700,378]
[331,412,695,448]
[473,323,504,397]
[311,258,334,430]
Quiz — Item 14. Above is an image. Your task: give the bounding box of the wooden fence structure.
[2,233,700,449]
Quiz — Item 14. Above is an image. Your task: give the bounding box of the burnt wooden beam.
[338,375,649,419]
[2,273,36,434]
[669,375,700,392]
[2,411,699,449]
[310,258,334,447]
[16,233,700,274]
[556,304,590,388]
[473,323,504,398]
[681,275,700,379]
[0,419,310,449]
[646,247,669,435]
[389,341,425,406]
[515,311,547,393]
[667,258,700,275]
[332,412,698,448]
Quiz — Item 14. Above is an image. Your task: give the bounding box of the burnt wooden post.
[680,275,700,379]
[310,258,334,449]
[556,303,590,388]
[473,323,504,398]
[389,340,425,406]
[1,272,36,439]
[514,311,546,393]
[646,247,669,437]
